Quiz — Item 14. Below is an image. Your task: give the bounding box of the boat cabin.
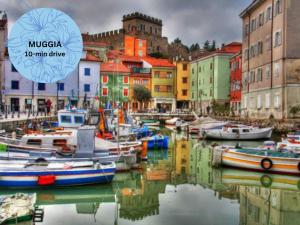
[58,109,87,128]
[20,130,77,149]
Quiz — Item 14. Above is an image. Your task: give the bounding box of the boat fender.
[260,174,273,188]
[261,158,273,170]
[297,162,300,171]
[38,175,56,186]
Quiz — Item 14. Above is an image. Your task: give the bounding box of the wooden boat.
[0,193,36,224]
[217,147,300,175]
[204,125,273,140]
[142,135,168,150]
[0,160,116,188]
[57,109,87,128]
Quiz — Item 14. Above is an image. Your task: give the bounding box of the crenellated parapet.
[123,12,162,26]
[82,29,125,41]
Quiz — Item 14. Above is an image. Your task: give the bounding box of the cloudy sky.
[0,0,251,47]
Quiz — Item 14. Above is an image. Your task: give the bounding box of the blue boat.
[146,135,169,150]
[0,161,116,188]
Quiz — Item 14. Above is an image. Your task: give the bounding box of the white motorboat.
[203,124,273,140]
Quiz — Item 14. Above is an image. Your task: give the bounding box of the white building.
[3,50,101,112]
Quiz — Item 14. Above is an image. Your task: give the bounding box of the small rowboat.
[0,161,116,188]
[216,147,300,175]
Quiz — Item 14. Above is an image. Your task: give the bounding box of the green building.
[190,42,241,114]
[100,62,131,109]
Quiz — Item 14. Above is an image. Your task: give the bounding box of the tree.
[290,105,300,118]
[210,40,216,51]
[174,38,182,44]
[189,43,200,52]
[133,85,152,110]
[203,40,210,51]
[149,52,164,58]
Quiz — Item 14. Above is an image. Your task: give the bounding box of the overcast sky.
[0,0,251,47]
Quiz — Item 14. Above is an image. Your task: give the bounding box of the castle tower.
[0,11,7,104]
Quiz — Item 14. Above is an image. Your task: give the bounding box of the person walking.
[46,99,52,115]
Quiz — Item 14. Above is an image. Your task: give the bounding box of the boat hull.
[205,127,273,140]
[222,149,300,175]
[0,165,115,188]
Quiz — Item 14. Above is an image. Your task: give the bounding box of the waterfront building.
[142,57,176,111]
[0,11,7,105]
[100,62,130,109]
[230,52,242,115]
[190,43,242,114]
[174,61,190,109]
[119,55,151,112]
[240,0,300,119]
[3,50,101,112]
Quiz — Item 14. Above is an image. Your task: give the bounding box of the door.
[37,99,46,112]
[11,98,20,112]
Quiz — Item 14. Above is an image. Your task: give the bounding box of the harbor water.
[2,129,300,225]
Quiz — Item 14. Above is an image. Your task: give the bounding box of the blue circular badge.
[8,8,83,83]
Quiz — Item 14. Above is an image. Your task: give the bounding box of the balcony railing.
[132,67,151,74]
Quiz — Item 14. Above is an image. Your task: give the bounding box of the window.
[102,75,108,84]
[274,95,280,108]
[210,63,213,70]
[243,96,248,109]
[84,84,90,92]
[138,50,143,56]
[192,68,194,74]
[57,83,64,91]
[182,90,187,96]
[257,68,263,82]
[244,24,249,38]
[138,39,143,47]
[27,139,42,145]
[259,13,264,27]
[274,31,282,47]
[210,89,213,97]
[274,62,280,77]
[199,67,201,72]
[266,64,271,80]
[265,93,270,109]
[61,115,72,123]
[123,76,129,84]
[154,71,160,78]
[182,64,187,71]
[102,87,108,96]
[257,95,262,109]
[123,88,129,97]
[192,80,195,87]
[11,64,17,72]
[266,6,272,22]
[275,0,282,16]
[257,41,263,54]
[250,71,255,83]
[166,72,173,79]
[167,86,172,92]
[182,77,188,83]
[154,85,159,92]
[11,80,19,90]
[250,19,256,32]
[74,116,84,124]
[84,68,90,76]
[192,92,194,99]
[266,36,271,51]
[38,83,46,91]
[244,49,249,61]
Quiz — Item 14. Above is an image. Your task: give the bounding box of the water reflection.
[3,132,300,225]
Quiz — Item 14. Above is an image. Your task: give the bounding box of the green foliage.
[133,85,152,102]
[148,52,165,58]
[174,38,182,44]
[190,43,200,52]
[211,99,230,116]
[290,105,300,117]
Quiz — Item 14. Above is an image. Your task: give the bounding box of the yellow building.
[174,139,190,175]
[174,61,190,109]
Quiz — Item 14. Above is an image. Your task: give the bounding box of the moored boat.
[140,119,160,126]
[0,193,36,224]
[0,160,116,188]
[203,125,273,140]
[215,147,300,175]
[142,135,169,150]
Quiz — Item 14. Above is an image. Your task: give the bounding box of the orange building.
[124,35,147,57]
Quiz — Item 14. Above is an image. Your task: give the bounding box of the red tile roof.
[101,62,130,73]
[86,53,102,62]
[120,55,142,63]
[142,57,174,67]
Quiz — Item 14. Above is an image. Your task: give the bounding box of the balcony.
[132,67,151,74]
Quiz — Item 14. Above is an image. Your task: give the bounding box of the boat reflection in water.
[2,133,300,225]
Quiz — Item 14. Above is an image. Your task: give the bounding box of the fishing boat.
[0,193,36,224]
[203,124,273,140]
[57,109,87,128]
[215,147,300,175]
[0,160,116,188]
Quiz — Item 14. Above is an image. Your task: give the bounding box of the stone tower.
[0,11,7,104]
